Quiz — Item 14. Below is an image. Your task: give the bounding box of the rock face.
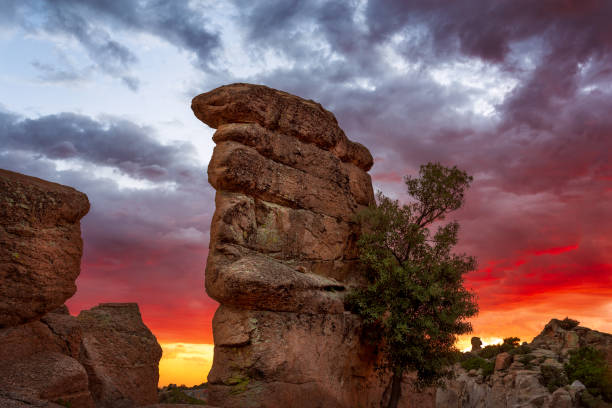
[0,169,90,327]
[78,303,163,408]
[194,84,430,407]
[0,303,162,408]
[436,319,612,408]
[0,319,95,407]
[0,170,162,408]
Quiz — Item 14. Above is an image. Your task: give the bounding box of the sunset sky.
[1,0,611,387]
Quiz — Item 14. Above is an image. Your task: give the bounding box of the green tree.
[346,162,479,408]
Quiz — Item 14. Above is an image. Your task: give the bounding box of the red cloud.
[530,244,579,256]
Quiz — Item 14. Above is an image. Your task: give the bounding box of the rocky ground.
[437,318,612,408]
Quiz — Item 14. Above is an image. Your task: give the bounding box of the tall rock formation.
[193,84,433,408]
[0,169,90,327]
[0,169,162,408]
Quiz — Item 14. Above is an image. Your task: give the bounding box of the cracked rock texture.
[0,170,162,408]
[193,83,433,408]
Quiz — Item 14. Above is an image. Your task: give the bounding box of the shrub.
[559,317,580,330]
[159,388,206,405]
[461,357,494,378]
[539,365,568,392]
[511,343,532,356]
[501,337,521,351]
[565,346,612,402]
[519,354,537,369]
[481,361,495,378]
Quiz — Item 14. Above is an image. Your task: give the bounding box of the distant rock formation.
[193,84,434,408]
[471,336,483,352]
[0,170,162,408]
[436,319,612,408]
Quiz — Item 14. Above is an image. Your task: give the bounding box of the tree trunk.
[386,371,403,408]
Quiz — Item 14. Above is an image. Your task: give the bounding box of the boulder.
[494,352,513,371]
[77,303,163,408]
[0,319,94,407]
[547,388,572,408]
[194,84,429,407]
[0,169,89,327]
[0,352,94,408]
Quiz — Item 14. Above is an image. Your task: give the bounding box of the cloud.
[31,60,88,83]
[6,0,221,90]
[223,1,612,330]
[2,0,612,345]
[0,110,203,184]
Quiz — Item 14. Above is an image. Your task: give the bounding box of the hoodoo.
[193,83,433,408]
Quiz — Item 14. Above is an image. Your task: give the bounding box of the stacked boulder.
[0,169,162,408]
[192,84,435,408]
[436,319,612,408]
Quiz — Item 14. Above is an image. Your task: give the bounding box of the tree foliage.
[479,337,521,359]
[346,162,478,408]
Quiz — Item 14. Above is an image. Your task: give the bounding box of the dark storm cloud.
[2,0,611,341]
[229,0,612,319]
[0,109,202,184]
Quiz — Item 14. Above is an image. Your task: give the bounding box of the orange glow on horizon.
[158,343,214,387]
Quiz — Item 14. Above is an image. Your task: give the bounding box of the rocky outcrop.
[0,170,162,408]
[78,303,163,408]
[0,303,162,408]
[194,84,430,407]
[436,319,612,408]
[0,169,90,327]
[0,319,94,407]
